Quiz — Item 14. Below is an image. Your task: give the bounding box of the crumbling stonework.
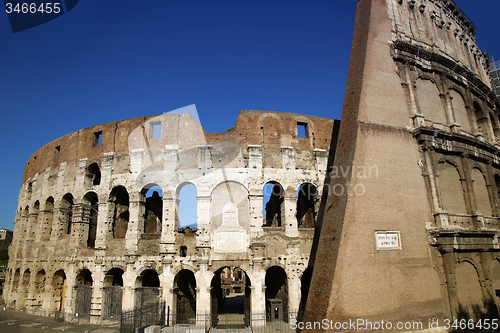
[4,109,338,325]
[305,0,500,331]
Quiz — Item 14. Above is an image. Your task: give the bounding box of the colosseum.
[6,0,500,332]
[3,107,338,329]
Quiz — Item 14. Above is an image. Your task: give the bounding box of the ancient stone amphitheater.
[3,107,337,327]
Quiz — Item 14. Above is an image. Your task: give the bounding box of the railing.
[121,301,165,333]
[121,310,304,333]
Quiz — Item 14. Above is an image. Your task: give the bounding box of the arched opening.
[490,259,500,311]
[85,163,101,187]
[456,262,484,320]
[17,269,31,310]
[178,183,197,229]
[43,197,54,240]
[83,192,98,249]
[437,162,468,226]
[450,90,472,133]
[52,270,66,313]
[263,182,283,227]
[142,184,163,235]
[20,207,29,241]
[109,186,129,239]
[60,193,74,235]
[11,269,20,308]
[135,269,160,308]
[471,168,493,217]
[210,266,251,329]
[490,112,499,140]
[102,268,124,320]
[74,269,93,319]
[265,266,288,323]
[30,200,40,239]
[474,101,491,139]
[173,270,197,324]
[35,270,46,311]
[296,183,318,228]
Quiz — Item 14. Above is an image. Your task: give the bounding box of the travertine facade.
[305,0,500,331]
[3,109,338,325]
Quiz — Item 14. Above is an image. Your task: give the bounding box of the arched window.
[456,262,483,320]
[263,182,283,227]
[474,101,490,139]
[296,183,318,228]
[109,186,129,239]
[84,163,101,187]
[438,162,467,215]
[141,184,163,234]
[471,168,493,217]
[450,90,471,133]
[43,197,54,240]
[178,184,197,229]
[83,192,98,248]
[30,200,40,239]
[416,79,447,124]
[60,193,74,235]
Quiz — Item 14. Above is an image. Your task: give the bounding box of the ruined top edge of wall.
[22,110,336,183]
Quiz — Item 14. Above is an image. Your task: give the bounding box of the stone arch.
[30,200,40,239]
[490,259,500,308]
[74,269,93,319]
[489,111,499,140]
[109,186,129,239]
[265,266,288,322]
[211,181,250,231]
[42,197,54,240]
[450,89,472,133]
[173,269,197,322]
[437,161,468,215]
[473,100,491,139]
[83,191,98,248]
[102,268,124,320]
[455,261,484,320]
[17,269,31,310]
[51,269,66,313]
[416,77,448,124]
[177,182,197,229]
[210,266,251,327]
[141,183,163,234]
[263,181,284,227]
[471,167,493,216]
[11,268,20,307]
[84,162,101,188]
[60,193,74,235]
[34,269,46,310]
[296,183,319,228]
[135,269,160,308]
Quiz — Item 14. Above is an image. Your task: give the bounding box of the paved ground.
[0,307,119,333]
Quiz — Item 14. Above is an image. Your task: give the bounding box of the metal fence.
[102,286,123,320]
[122,310,302,333]
[121,300,166,333]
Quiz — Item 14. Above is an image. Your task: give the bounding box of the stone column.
[90,263,104,324]
[250,268,266,327]
[94,202,111,250]
[64,267,76,316]
[121,260,136,311]
[161,196,177,255]
[284,195,298,237]
[196,265,211,324]
[196,195,211,248]
[249,194,263,234]
[126,192,143,253]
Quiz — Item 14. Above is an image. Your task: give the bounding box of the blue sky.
[0,1,499,231]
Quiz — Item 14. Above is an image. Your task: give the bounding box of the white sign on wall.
[375,231,401,250]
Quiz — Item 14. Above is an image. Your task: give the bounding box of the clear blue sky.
[0,1,499,231]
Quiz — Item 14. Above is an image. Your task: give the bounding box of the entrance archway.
[135,269,160,308]
[102,268,124,320]
[210,266,250,329]
[173,269,196,323]
[265,266,288,323]
[74,269,93,319]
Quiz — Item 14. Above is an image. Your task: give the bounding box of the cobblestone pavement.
[0,308,119,333]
